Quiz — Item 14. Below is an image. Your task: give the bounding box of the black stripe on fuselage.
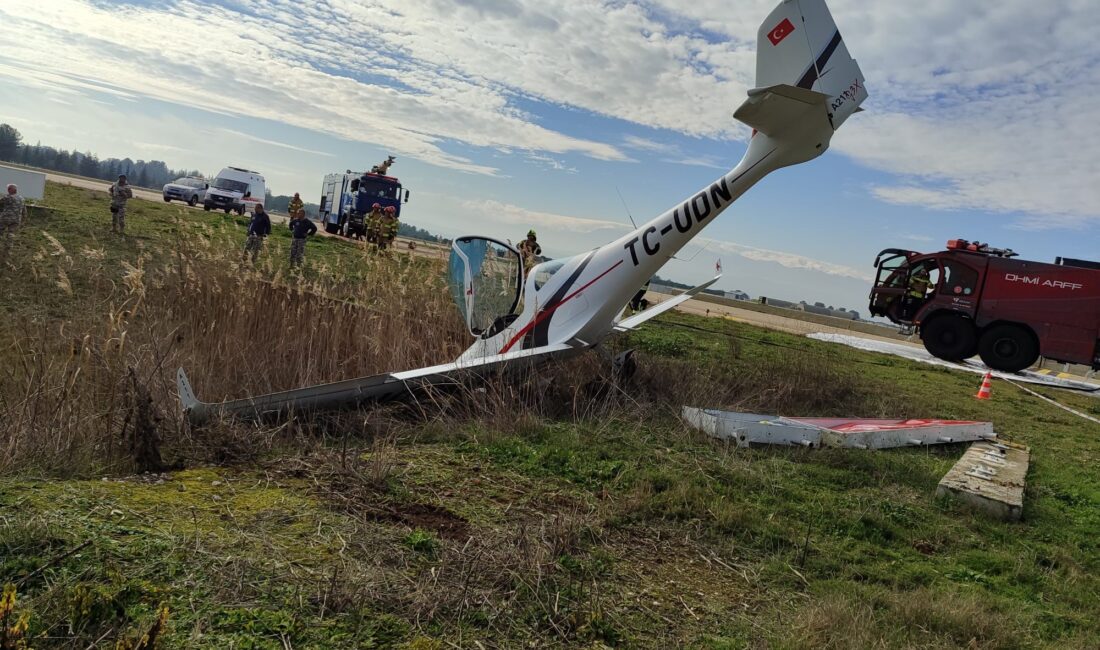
[796,30,842,90]
[526,251,596,349]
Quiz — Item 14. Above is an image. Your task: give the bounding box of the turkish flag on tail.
[767,17,795,46]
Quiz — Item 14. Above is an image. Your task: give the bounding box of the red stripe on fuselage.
[499,260,624,354]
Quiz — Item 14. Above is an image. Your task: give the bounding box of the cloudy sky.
[2,0,1097,313]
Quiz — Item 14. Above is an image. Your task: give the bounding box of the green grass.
[1,183,1099,648]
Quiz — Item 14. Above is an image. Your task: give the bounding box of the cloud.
[700,238,872,281]
[0,0,634,176]
[651,0,1100,226]
[215,129,335,158]
[460,199,627,234]
[621,135,725,169]
[1,0,1097,228]
[622,135,676,154]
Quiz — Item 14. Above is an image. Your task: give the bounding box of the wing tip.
[176,367,198,412]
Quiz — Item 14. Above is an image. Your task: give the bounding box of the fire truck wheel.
[920,314,977,361]
[978,324,1038,373]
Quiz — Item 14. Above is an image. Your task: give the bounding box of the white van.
[203,167,266,215]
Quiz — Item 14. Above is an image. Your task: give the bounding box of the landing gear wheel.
[188,195,198,207]
[978,324,1038,372]
[920,315,977,361]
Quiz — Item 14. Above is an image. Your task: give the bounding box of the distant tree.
[144,160,169,186]
[53,149,74,173]
[79,151,99,178]
[136,166,149,188]
[0,124,21,161]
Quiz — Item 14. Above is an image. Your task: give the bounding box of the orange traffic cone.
[975,372,993,400]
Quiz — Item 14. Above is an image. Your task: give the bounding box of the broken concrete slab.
[936,440,1029,521]
[682,407,996,449]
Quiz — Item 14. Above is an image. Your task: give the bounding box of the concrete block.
[936,440,1029,521]
[0,164,46,200]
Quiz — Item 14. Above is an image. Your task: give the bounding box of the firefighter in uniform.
[517,230,541,275]
[902,266,933,320]
[365,203,383,245]
[378,206,398,251]
[287,192,305,218]
[108,174,133,234]
[0,184,27,271]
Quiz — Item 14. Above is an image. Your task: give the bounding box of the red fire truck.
[868,239,1100,372]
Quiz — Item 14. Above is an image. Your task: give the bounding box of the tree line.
[0,123,203,190]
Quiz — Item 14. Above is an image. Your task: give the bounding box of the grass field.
[1,184,1098,649]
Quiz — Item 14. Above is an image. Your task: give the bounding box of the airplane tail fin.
[737,0,867,135]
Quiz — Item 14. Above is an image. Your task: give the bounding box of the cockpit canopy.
[447,236,524,337]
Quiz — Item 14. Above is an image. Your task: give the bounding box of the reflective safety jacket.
[908,273,932,298]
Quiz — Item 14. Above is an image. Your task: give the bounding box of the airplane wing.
[613,275,721,333]
[178,342,579,425]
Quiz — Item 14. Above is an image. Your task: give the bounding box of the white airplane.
[178,0,868,424]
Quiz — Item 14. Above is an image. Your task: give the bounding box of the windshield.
[358,179,399,200]
[447,237,523,336]
[531,259,566,291]
[213,178,248,193]
[874,253,911,289]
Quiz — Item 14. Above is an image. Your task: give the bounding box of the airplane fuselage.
[459,115,836,362]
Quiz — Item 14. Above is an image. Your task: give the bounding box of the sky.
[1,0,1098,314]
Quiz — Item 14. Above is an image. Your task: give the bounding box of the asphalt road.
[646,290,918,345]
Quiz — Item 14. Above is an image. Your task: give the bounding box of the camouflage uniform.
[0,191,26,269]
[109,182,134,233]
[287,215,317,267]
[289,238,306,266]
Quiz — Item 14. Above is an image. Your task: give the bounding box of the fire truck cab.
[869,239,1100,372]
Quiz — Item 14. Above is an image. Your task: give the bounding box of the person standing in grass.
[378,206,399,251]
[243,203,271,263]
[288,192,304,218]
[108,174,133,234]
[288,210,317,268]
[0,184,27,271]
[365,203,384,246]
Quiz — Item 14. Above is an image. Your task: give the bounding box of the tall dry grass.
[0,216,882,477]
[0,221,467,476]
